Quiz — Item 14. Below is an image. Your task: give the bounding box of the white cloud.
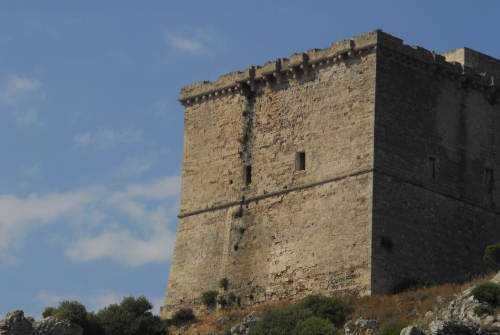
[0,191,93,251]
[0,74,46,127]
[164,27,218,55]
[67,228,176,266]
[67,176,181,266]
[73,129,143,150]
[115,156,154,177]
[0,175,180,267]
[109,176,181,202]
[0,75,42,106]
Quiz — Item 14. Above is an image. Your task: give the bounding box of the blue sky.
[1,0,499,319]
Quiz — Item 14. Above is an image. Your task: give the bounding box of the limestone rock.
[230,311,257,335]
[0,311,33,335]
[33,317,83,335]
[400,325,424,335]
[345,317,378,335]
[0,311,82,335]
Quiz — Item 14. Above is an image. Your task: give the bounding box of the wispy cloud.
[15,107,44,127]
[68,176,181,266]
[164,27,219,55]
[67,229,176,266]
[0,175,181,267]
[0,75,43,105]
[114,156,155,177]
[109,176,181,202]
[0,191,94,252]
[0,74,46,127]
[73,129,143,150]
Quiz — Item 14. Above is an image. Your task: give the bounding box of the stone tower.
[161,30,500,317]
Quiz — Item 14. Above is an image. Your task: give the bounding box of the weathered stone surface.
[230,312,257,335]
[344,317,378,335]
[33,317,82,335]
[162,30,500,316]
[0,312,82,335]
[400,325,425,335]
[0,311,32,335]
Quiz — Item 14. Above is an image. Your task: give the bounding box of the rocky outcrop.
[400,272,500,335]
[230,311,257,335]
[0,311,82,335]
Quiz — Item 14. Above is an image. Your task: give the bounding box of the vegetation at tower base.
[483,242,500,271]
[41,296,169,335]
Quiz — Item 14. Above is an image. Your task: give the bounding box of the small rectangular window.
[428,157,436,179]
[296,152,306,171]
[484,168,494,192]
[244,165,252,185]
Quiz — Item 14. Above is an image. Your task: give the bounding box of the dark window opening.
[296,152,306,171]
[428,157,436,179]
[244,165,252,186]
[484,168,494,193]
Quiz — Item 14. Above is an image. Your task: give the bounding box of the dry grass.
[170,273,496,335]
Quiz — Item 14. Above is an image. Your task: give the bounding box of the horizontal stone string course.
[177,168,374,218]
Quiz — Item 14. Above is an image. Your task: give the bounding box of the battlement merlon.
[178,30,500,106]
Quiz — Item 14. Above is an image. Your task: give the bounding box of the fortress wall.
[372,43,500,293]
[163,39,378,316]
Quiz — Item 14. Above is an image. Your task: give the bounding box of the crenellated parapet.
[179,30,500,107]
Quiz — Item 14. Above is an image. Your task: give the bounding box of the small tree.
[42,306,56,318]
[200,290,218,308]
[219,277,229,291]
[171,308,194,326]
[484,242,500,271]
[293,316,338,335]
[472,282,500,306]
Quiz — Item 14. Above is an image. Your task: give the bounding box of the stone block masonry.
[161,30,500,318]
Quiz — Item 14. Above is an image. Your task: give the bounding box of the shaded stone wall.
[163,32,378,316]
[372,42,500,293]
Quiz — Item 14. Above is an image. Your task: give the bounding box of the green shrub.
[42,306,56,318]
[218,296,228,308]
[219,277,229,290]
[249,295,352,335]
[382,321,412,335]
[472,282,500,306]
[293,316,338,335]
[474,305,491,316]
[171,308,194,326]
[248,305,313,335]
[484,242,500,271]
[96,296,167,335]
[53,300,88,326]
[228,292,237,304]
[298,295,353,327]
[238,227,246,234]
[234,243,239,251]
[201,290,218,308]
